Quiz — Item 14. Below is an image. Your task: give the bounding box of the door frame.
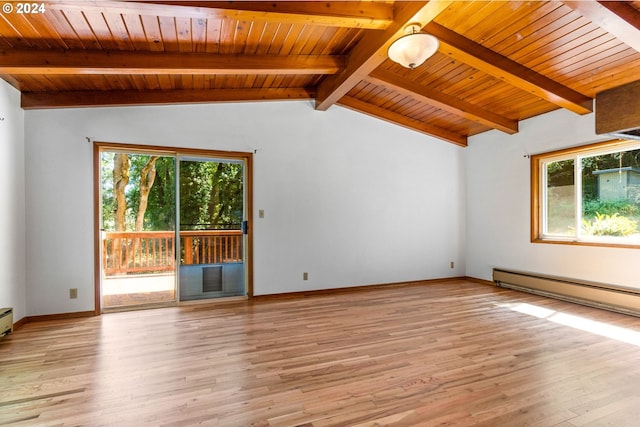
[93,142,254,314]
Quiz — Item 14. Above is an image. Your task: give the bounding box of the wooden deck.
[102,274,176,308]
[2,279,640,426]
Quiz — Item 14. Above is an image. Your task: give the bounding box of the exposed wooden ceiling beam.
[367,70,518,135]
[21,88,315,109]
[425,22,593,115]
[153,1,393,29]
[0,49,344,75]
[564,1,640,53]
[315,1,453,111]
[0,74,21,91]
[338,96,467,147]
[47,1,393,29]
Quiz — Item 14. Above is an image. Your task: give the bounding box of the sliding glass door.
[96,144,251,311]
[178,157,246,301]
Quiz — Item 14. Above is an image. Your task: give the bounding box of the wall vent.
[493,268,640,317]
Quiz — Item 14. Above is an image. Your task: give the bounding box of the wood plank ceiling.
[1,1,639,146]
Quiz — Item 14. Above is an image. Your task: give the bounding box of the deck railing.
[180,230,243,265]
[103,230,243,276]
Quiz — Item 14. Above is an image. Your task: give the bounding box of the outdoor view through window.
[535,140,640,246]
[100,149,246,308]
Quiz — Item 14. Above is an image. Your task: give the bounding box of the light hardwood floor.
[2,279,640,426]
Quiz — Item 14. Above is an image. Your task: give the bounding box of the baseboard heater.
[0,307,13,337]
[493,268,640,317]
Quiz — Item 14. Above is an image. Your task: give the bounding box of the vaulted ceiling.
[1,1,640,146]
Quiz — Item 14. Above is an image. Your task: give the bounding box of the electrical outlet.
[303,272,308,280]
[69,288,78,299]
[450,261,455,269]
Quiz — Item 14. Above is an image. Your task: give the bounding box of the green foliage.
[101,153,243,232]
[146,157,176,230]
[581,213,638,237]
[581,179,598,201]
[179,161,243,230]
[582,199,639,217]
[547,159,574,187]
[101,152,116,230]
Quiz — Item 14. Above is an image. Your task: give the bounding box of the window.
[532,139,640,248]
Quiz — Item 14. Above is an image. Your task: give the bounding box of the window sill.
[532,237,640,249]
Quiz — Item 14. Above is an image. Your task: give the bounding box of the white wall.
[0,79,26,322]
[25,101,465,315]
[465,108,640,288]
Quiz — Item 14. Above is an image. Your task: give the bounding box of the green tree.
[102,154,243,232]
[101,152,116,230]
[145,157,176,230]
[113,153,130,232]
[179,161,243,230]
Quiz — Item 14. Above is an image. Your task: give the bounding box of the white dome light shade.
[387,30,439,69]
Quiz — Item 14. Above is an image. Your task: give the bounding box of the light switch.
[259,209,265,218]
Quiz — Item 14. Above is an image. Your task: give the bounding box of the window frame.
[531,138,640,249]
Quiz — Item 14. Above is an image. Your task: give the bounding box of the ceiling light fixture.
[387,24,439,69]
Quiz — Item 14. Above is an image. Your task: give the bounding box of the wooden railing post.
[184,237,193,265]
